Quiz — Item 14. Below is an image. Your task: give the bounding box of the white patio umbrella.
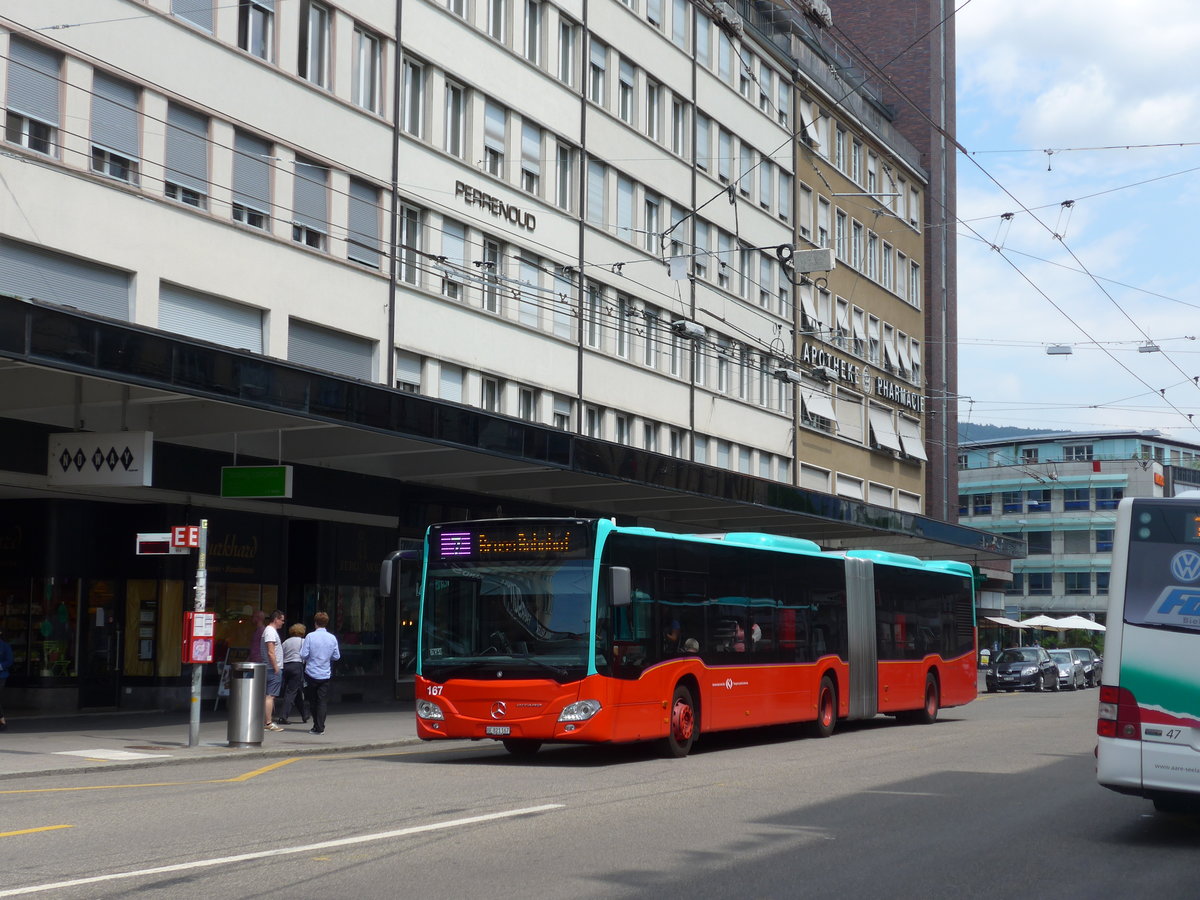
[1020,614,1062,628]
[1052,614,1106,632]
[983,616,1028,628]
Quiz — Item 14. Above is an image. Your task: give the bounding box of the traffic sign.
[136,532,190,556]
[171,525,200,548]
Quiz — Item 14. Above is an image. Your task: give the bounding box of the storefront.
[0,499,401,711]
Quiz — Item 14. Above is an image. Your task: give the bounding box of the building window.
[1064,443,1093,461]
[718,129,732,181]
[1096,572,1110,594]
[164,103,209,208]
[1005,573,1024,596]
[552,397,571,430]
[671,0,688,46]
[352,26,382,112]
[173,0,214,31]
[518,387,536,421]
[483,101,506,176]
[402,60,425,137]
[1065,572,1091,595]
[1026,531,1052,555]
[518,256,540,327]
[1026,489,1051,512]
[695,113,710,171]
[555,143,575,210]
[972,493,991,515]
[1028,572,1053,596]
[447,0,467,17]
[232,130,271,229]
[1095,487,1123,510]
[957,494,968,516]
[299,1,331,87]
[238,0,273,59]
[588,39,607,105]
[1095,529,1114,553]
[441,219,467,299]
[488,0,507,42]
[482,376,502,412]
[395,351,422,393]
[289,159,329,248]
[1001,491,1022,514]
[618,59,635,124]
[584,406,603,438]
[643,193,660,254]
[558,19,577,85]
[90,73,141,185]
[521,122,541,194]
[525,0,543,64]
[399,205,423,285]
[1063,488,1090,510]
[671,98,687,157]
[645,79,661,141]
[5,40,62,157]
[1020,447,1038,463]
[1063,530,1090,554]
[481,239,502,312]
[347,179,381,268]
[445,82,466,157]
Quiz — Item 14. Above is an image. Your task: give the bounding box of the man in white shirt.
[261,610,285,732]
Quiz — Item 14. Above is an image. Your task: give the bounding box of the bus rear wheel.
[659,683,697,758]
[502,739,542,758]
[901,673,939,725]
[809,676,838,738]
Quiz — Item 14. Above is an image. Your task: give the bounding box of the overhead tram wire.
[827,18,1200,436]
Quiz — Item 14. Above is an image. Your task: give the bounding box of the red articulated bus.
[414,518,976,757]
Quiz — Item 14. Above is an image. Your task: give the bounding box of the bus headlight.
[559,699,602,722]
[416,699,445,720]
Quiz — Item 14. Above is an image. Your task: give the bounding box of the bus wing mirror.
[610,567,632,607]
[379,550,404,598]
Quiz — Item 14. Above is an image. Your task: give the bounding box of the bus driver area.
[414,518,977,758]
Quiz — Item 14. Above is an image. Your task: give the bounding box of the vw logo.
[1171,550,1200,583]
[490,701,507,719]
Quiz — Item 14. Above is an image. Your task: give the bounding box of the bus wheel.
[659,683,697,758]
[809,676,838,738]
[904,674,939,725]
[502,739,542,758]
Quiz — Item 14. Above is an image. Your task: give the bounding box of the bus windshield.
[421,558,595,682]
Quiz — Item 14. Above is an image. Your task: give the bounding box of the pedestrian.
[275,623,308,726]
[261,609,285,732]
[300,611,340,735]
[0,628,12,732]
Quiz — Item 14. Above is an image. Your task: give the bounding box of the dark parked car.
[985,646,1060,693]
[1048,648,1086,690]
[1068,647,1102,687]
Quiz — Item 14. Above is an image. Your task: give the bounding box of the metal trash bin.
[227,661,266,747]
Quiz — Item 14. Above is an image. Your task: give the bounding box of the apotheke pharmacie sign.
[799,343,924,413]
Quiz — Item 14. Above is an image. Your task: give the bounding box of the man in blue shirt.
[300,611,340,735]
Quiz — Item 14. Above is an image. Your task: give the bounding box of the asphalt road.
[2,685,1196,899]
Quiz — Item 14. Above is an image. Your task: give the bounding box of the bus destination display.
[436,525,583,559]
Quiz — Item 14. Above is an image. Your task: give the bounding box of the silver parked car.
[1067,647,1102,687]
[1048,648,1086,690]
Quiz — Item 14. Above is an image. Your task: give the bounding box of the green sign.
[220,465,293,499]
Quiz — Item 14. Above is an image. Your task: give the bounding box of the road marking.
[0,805,563,897]
[0,826,73,839]
[225,758,300,782]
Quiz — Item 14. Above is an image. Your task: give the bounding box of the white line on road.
[0,804,564,897]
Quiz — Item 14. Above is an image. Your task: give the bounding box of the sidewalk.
[0,702,424,780]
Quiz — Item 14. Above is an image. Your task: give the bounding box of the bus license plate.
[485,726,511,736]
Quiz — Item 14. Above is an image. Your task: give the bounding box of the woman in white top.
[276,623,308,725]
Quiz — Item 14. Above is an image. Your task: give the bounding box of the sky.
[952,0,1200,439]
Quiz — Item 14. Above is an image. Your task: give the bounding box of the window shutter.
[165,104,208,194]
[292,160,328,232]
[232,131,271,212]
[159,284,263,352]
[287,319,373,380]
[7,38,61,124]
[484,102,506,152]
[91,73,140,159]
[521,123,541,175]
[172,0,214,31]
[347,179,381,267]
[0,236,130,320]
